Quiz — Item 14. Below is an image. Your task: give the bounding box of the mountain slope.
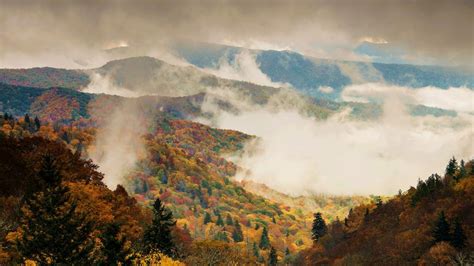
[296,162,474,265]
[175,42,474,99]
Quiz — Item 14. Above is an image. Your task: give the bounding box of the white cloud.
[342,83,474,113]
[201,50,287,88]
[318,86,334,94]
[202,84,474,196]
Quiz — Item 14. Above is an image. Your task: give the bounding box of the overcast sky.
[0,0,473,68]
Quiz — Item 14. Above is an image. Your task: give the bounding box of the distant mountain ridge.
[175,42,474,99]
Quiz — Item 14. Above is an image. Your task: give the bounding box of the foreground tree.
[450,219,466,250]
[17,155,94,264]
[98,222,128,265]
[312,212,327,243]
[432,211,450,243]
[143,198,176,257]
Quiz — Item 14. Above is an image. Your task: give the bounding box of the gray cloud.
[1,0,473,68]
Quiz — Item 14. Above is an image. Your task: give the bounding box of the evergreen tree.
[98,222,128,265]
[457,160,467,180]
[34,116,41,131]
[232,220,244,242]
[203,212,212,224]
[143,198,176,257]
[259,227,270,249]
[311,212,327,243]
[272,216,276,223]
[268,246,278,266]
[226,214,234,226]
[374,196,383,207]
[216,213,224,226]
[214,231,229,242]
[255,223,260,230]
[450,219,467,250]
[17,155,94,264]
[24,113,31,124]
[432,211,451,243]
[252,242,260,258]
[445,157,458,176]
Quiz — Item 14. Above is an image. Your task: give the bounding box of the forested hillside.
[296,158,474,265]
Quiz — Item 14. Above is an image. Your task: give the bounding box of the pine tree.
[259,227,270,249]
[232,220,244,242]
[433,211,451,243]
[272,216,276,223]
[216,213,224,226]
[143,198,176,256]
[226,214,234,226]
[203,212,212,224]
[17,155,94,264]
[268,246,278,266]
[98,222,128,265]
[214,231,229,242]
[445,157,458,176]
[450,219,467,250]
[457,160,467,180]
[311,212,327,243]
[24,113,31,124]
[252,242,260,258]
[34,116,41,131]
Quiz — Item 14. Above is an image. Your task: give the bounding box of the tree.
[226,214,234,226]
[433,211,450,243]
[374,196,382,207]
[98,222,128,265]
[216,213,224,226]
[311,212,327,243]
[259,227,270,249]
[34,116,41,131]
[24,114,31,124]
[450,219,466,250]
[143,198,176,257]
[445,157,458,176]
[252,242,260,258]
[268,246,278,266]
[17,155,94,264]
[203,212,212,224]
[457,160,467,180]
[232,221,244,242]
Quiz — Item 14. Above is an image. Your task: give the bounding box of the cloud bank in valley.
[201,84,474,196]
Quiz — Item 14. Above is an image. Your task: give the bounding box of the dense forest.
[0,113,472,265]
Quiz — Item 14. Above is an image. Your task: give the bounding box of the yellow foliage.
[130,252,184,266]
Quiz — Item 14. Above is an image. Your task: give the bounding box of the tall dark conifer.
[445,157,458,176]
[268,246,278,266]
[432,211,451,243]
[203,212,212,224]
[232,220,244,242]
[450,219,467,250]
[143,198,176,257]
[98,222,128,265]
[311,212,327,243]
[259,227,270,249]
[17,155,94,264]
